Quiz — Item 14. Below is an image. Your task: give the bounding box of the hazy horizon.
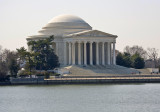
[0,0,160,53]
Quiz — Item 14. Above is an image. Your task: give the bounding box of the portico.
[64,40,116,66]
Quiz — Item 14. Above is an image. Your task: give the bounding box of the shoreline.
[1,75,160,85]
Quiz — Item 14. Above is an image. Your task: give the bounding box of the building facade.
[26,14,117,66]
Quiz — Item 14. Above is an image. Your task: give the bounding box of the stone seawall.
[10,78,44,85]
[6,77,160,85]
[0,82,11,85]
[45,78,160,84]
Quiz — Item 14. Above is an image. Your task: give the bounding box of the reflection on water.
[0,84,160,112]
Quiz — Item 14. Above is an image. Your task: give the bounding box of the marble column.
[28,45,32,52]
[90,42,93,65]
[113,42,116,65]
[78,42,81,65]
[102,42,105,65]
[72,42,75,65]
[107,42,111,65]
[68,42,71,65]
[63,42,67,65]
[84,41,87,65]
[56,42,58,56]
[96,42,99,65]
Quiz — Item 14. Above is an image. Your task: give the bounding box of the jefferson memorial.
[26,14,117,66]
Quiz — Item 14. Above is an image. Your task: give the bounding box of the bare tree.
[0,45,2,62]
[0,45,2,52]
[147,48,159,68]
[1,49,10,62]
[124,45,147,59]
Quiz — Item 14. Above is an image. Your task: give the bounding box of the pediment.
[66,30,117,38]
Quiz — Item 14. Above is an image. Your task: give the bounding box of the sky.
[0,0,160,53]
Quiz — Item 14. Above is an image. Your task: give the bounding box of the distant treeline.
[116,45,159,69]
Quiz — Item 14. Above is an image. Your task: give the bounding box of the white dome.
[41,15,92,35]
[48,14,87,23]
[29,14,92,38]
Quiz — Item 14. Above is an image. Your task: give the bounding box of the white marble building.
[26,14,117,66]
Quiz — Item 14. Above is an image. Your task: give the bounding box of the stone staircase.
[136,69,150,74]
[61,65,140,76]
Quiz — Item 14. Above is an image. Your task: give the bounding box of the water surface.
[0,84,160,112]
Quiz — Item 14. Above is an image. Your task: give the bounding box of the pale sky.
[0,0,160,53]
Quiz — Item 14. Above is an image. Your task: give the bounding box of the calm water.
[0,84,160,112]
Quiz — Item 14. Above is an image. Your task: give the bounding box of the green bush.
[0,72,8,81]
[18,70,54,79]
[35,71,44,76]
[54,74,61,76]
[18,70,30,77]
[116,52,145,69]
[44,71,50,79]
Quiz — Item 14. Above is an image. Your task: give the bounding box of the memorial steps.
[62,65,140,76]
[136,69,150,74]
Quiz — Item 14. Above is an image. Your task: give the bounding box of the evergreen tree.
[133,57,145,69]
[16,47,27,61]
[17,47,34,77]
[17,35,59,73]
[47,52,59,69]
[116,52,145,69]
[123,52,132,67]
[116,53,124,66]
[116,52,132,67]
[25,52,35,76]
[27,35,59,70]
[8,59,19,77]
[0,61,8,81]
[131,53,145,69]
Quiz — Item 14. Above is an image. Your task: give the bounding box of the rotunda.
[27,14,117,66]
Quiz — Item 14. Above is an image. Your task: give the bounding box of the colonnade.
[64,41,116,66]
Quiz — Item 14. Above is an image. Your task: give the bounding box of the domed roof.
[48,14,87,23]
[29,14,92,38]
[42,14,92,29]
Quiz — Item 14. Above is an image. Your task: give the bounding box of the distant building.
[26,14,117,66]
[145,59,160,68]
